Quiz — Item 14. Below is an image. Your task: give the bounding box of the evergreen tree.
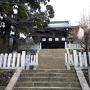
[0,0,54,51]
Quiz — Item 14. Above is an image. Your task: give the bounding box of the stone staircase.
[13,49,82,90]
[38,49,66,69]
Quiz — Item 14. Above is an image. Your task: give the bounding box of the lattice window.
[42,38,46,41]
[48,38,52,41]
[61,37,65,41]
[55,38,59,41]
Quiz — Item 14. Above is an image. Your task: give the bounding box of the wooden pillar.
[21,51,26,69]
[79,52,83,67]
[73,50,78,67]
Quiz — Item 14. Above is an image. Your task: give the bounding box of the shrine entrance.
[41,37,65,49]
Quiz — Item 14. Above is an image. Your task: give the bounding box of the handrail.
[66,43,82,49]
[65,42,71,70]
[75,67,90,90]
[65,42,90,89]
[5,68,22,90]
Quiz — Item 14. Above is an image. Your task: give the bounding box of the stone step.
[38,66,66,69]
[39,49,65,55]
[22,69,75,73]
[39,55,65,58]
[38,61,65,66]
[38,49,65,69]
[39,55,65,60]
[20,73,76,77]
[15,82,80,87]
[39,56,65,59]
[39,61,65,65]
[13,87,82,90]
[18,77,78,82]
[13,49,82,90]
[38,63,65,65]
[39,60,65,64]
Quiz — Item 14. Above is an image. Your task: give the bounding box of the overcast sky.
[49,0,90,24]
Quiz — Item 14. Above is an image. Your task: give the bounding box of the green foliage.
[29,11,50,30]
[17,4,28,20]
[0,2,11,14]
[0,0,54,50]
[46,5,54,18]
[0,0,54,32]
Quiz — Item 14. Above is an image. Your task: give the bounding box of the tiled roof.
[48,21,79,28]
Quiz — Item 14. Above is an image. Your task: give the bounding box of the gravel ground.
[0,70,14,87]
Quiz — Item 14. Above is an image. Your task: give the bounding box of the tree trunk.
[12,33,19,51]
